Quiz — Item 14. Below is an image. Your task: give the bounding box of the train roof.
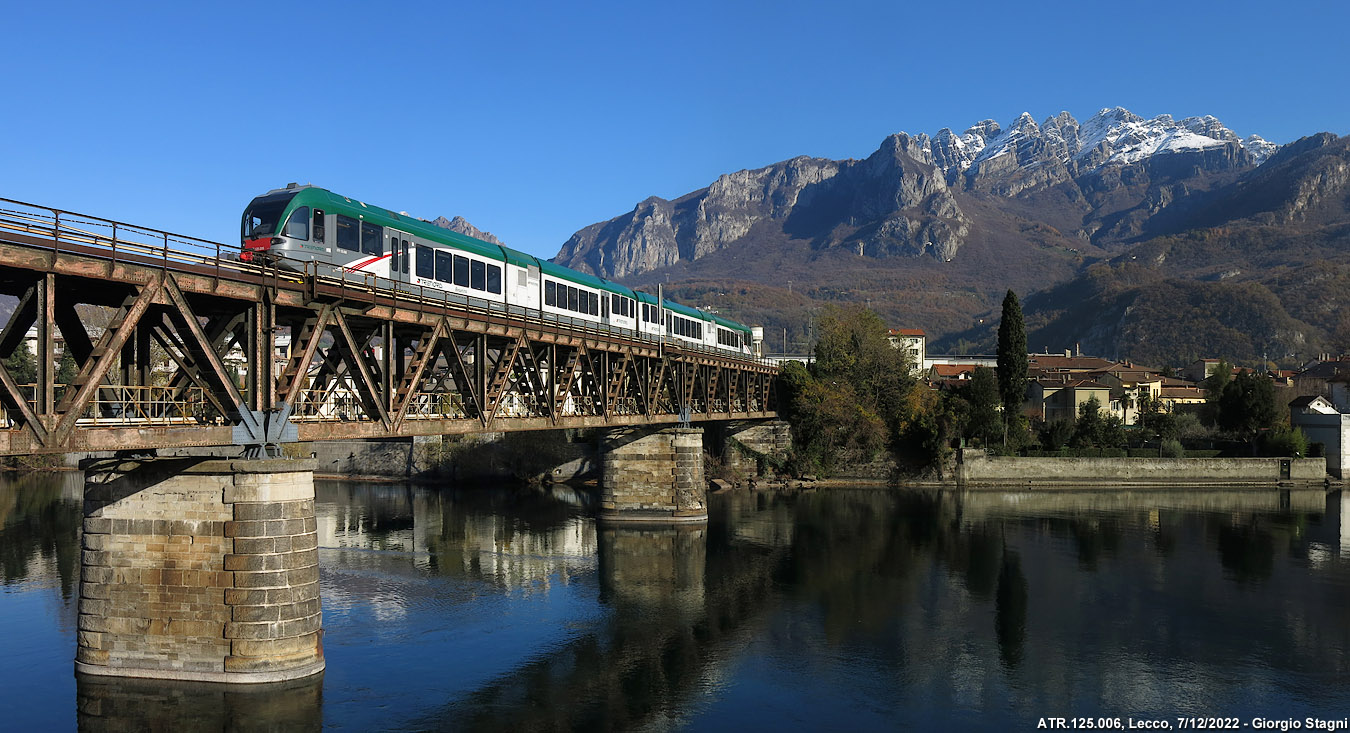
[275,186,509,262]
[536,261,638,298]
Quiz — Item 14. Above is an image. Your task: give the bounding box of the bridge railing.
[0,198,283,286]
[0,384,222,429]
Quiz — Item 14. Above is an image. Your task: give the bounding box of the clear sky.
[3,0,1347,260]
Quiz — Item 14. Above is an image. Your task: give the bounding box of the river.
[3,472,1350,730]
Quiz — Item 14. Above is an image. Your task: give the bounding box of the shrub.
[1259,426,1307,458]
[1160,439,1185,458]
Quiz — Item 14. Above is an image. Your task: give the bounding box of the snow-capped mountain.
[912,107,1277,180]
[553,106,1290,284]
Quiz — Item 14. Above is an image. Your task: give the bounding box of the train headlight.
[271,237,284,246]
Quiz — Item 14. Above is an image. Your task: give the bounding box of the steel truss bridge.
[0,198,777,456]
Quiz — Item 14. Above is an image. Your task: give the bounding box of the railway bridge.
[0,197,782,685]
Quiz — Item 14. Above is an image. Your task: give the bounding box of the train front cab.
[240,186,333,267]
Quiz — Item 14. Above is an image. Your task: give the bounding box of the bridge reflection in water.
[21,482,1350,729]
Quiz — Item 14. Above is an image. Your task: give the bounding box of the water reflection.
[0,471,82,598]
[335,486,1350,728]
[6,476,1350,729]
[76,674,322,732]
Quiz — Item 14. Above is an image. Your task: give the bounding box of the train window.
[471,260,485,291]
[388,235,398,271]
[602,296,609,318]
[486,264,501,294]
[453,255,469,287]
[313,209,325,244]
[401,240,409,274]
[360,221,382,255]
[588,292,598,315]
[416,246,433,278]
[283,207,309,240]
[335,215,359,251]
[545,281,556,307]
[567,287,578,313]
[435,251,453,283]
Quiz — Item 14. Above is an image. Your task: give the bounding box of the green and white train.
[241,184,759,356]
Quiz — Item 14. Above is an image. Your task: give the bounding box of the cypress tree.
[996,290,1027,437]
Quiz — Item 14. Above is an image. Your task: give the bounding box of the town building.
[886,329,926,376]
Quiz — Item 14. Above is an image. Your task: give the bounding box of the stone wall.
[600,427,706,522]
[957,451,1326,488]
[719,420,792,477]
[300,434,597,484]
[78,458,323,683]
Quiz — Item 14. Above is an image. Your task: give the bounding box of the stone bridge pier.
[77,457,324,684]
[600,427,707,523]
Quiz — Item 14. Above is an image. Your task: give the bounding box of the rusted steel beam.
[390,320,444,432]
[36,273,55,417]
[480,332,525,428]
[50,275,164,447]
[0,424,237,455]
[147,324,230,418]
[328,308,391,431]
[277,304,333,407]
[0,353,48,446]
[160,275,254,431]
[0,278,38,358]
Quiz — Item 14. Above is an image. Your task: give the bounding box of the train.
[240,184,761,356]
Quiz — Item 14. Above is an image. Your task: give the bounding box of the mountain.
[549,108,1350,365]
[431,215,503,246]
[555,108,1274,280]
[989,132,1350,365]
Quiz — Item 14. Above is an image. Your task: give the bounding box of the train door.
[385,228,411,283]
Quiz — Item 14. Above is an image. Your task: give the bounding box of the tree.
[1071,396,1126,449]
[55,350,78,386]
[1137,392,1180,442]
[55,350,78,401]
[965,366,1001,447]
[777,305,929,475]
[1217,371,1277,442]
[1201,360,1233,426]
[996,290,1027,442]
[2,343,36,385]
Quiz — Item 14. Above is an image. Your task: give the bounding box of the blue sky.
[3,1,1347,260]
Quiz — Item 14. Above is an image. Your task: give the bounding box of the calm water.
[4,473,1350,731]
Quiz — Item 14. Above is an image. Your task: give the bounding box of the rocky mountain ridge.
[430,215,503,246]
[554,107,1276,281]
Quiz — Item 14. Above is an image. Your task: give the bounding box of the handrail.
[0,196,777,369]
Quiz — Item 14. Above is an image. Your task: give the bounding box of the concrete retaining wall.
[957,450,1326,488]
